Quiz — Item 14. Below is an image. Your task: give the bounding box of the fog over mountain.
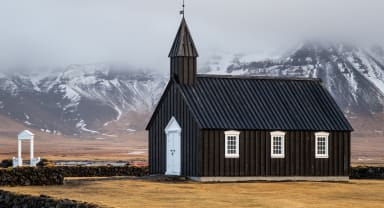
[0,1,383,136]
[1,0,384,72]
[0,42,383,136]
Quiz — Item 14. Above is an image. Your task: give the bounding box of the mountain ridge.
[0,42,383,136]
[0,64,167,135]
[205,42,384,115]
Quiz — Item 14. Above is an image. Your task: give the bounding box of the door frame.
[164,117,182,176]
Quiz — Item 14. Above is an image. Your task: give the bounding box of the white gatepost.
[13,130,41,168]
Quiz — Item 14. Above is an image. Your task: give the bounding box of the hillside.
[0,42,383,136]
[0,65,166,135]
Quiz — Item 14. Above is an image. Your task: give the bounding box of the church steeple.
[169,17,199,85]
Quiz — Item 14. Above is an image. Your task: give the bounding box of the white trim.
[315,132,329,158]
[315,132,330,137]
[224,130,240,158]
[270,131,286,137]
[164,117,182,134]
[271,131,285,158]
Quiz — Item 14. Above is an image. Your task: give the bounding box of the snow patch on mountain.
[76,120,99,134]
[0,64,167,135]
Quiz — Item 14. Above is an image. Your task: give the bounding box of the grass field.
[2,178,384,208]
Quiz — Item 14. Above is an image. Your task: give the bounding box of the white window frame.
[315,132,329,158]
[271,131,285,158]
[224,130,240,158]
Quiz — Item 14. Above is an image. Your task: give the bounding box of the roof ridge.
[196,74,322,82]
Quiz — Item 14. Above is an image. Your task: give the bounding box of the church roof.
[177,75,353,131]
[168,18,199,57]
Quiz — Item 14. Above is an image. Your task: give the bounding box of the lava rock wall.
[0,190,102,208]
[0,166,148,186]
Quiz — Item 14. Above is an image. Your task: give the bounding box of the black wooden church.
[146,17,353,181]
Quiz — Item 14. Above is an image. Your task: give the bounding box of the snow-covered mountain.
[0,42,383,136]
[204,42,384,115]
[0,65,167,135]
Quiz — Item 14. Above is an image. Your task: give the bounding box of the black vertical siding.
[200,130,351,177]
[148,83,200,176]
[170,57,196,85]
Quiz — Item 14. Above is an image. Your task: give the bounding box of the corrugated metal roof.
[178,75,353,131]
[168,17,199,57]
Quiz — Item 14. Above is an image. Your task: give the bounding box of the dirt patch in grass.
[1,178,384,208]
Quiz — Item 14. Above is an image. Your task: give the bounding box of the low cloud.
[0,0,383,71]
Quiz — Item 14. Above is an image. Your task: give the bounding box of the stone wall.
[1,165,382,186]
[350,166,384,179]
[58,166,148,177]
[0,166,148,186]
[0,190,102,208]
[0,167,64,186]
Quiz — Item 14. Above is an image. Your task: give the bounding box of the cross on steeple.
[180,0,185,16]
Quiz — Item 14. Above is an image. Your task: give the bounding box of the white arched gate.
[13,130,41,167]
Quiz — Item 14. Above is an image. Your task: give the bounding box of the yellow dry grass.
[2,178,384,208]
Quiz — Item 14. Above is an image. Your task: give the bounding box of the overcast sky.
[0,0,383,72]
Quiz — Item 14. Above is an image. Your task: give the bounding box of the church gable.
[145,80,200,130]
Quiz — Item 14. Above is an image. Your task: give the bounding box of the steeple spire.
[169,18,199,58]
[169,17,199,85]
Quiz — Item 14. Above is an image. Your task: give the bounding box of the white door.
[166,131,181,175]
[164,117,181,176]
